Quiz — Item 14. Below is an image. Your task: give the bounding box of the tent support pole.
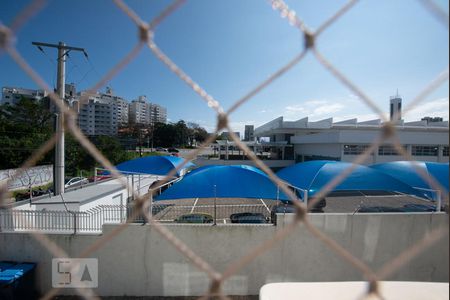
[437,190,441,212]
[213,184,217,226]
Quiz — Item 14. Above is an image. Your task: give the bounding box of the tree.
[0,97,53,169]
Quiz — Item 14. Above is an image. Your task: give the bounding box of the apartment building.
[1,86,48,105]
[129,95,167,125]
[74,92,118,136]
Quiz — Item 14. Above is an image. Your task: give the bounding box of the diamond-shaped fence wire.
[0,0,448,299]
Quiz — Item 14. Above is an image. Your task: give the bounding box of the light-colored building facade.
[74,92,118,136]
[129,95,167,125]
[255,116,449,164]
[99,88,129,127]
[1,86,48,105]
[150,103,167,124]
[129,96,150,125]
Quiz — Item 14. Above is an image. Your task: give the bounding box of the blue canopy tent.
[371,161,449,200]
[115,156,195,176]
[276,160,424,198]
[156,165,290,201]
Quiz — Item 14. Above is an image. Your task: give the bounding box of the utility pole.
[32,41,87,196]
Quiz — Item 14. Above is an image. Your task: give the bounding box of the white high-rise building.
[98,88,129,127]
[129,96,150,125]
[150,103,167,124]
[129,95,167,125]
[1,86,48,105]
[73,91,119,136]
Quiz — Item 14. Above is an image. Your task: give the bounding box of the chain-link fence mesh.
[0,0,449,299]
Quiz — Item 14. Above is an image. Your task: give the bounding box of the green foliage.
[0,97,132,175]
[0,97,53,169]
[0,97,212,175]
[144,120,210,148]
[65,134,131,176]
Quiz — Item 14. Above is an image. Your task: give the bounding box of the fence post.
[303,189,308,209]
[276,186,279,201]
[213,185,217,225]
[73,212,77,235]
[436,190,441,212]
[149,191,153,223]
[131,174,135,201]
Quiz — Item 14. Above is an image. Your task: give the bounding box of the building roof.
[156,165,290,201]
[115,155,195,176]
[32,181,124,205]
[371,161,449,198]
[255,116,449,136]
[276,161,425,198]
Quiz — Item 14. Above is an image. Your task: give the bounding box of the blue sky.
[1,0,448,133]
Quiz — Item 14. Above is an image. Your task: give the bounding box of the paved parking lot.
[151,194,437,223]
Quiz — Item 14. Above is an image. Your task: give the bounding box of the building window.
[378,145,401,156]
[443,146,449,157]
[344,144,370,155]
[412,145,438,157]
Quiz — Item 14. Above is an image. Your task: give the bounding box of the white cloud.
[283,96,449,123]
[403,97,449,121]
[313,103,344,116]
[284,98,345,119]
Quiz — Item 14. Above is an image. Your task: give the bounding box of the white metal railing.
[0,203,282,233]
[0,205,127,234]
[412,186,442,212]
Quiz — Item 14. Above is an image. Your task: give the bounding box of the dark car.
[356,206,405,213]
[174,213,214,224]
[167,147,179,153]
[230,212,268,224]
[402,204,437,212]
[270,202,297,225]
[15,192,31,201]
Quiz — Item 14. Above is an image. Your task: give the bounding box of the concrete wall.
[0,213,447,297]
[0,165,53,191]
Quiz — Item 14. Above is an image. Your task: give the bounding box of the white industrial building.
[255,115,449,164]
[255,97,448,164]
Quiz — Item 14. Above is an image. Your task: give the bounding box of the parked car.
[270,201,297,225]
[167,147,179,153]
[230,212,268,224]
[402,203,437,212]
[174,213,214,224]
[64,177,89,189]
[88,175,111,182]
[155,147,168,152]
[14,191,31,201]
